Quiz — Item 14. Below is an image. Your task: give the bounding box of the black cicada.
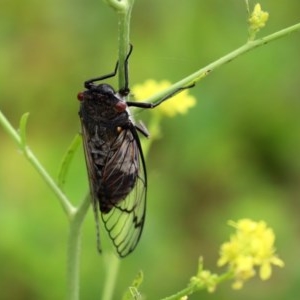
[78,45,194,257]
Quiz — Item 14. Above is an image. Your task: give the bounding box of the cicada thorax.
[78,84,127,122]
[79,83,139,214]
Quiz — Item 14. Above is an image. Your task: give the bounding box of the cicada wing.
[80,123,102,253]
[101,127,147,257]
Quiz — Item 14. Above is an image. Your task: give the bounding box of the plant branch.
[141,22,300,105]
[104,0,135,90]
[160,266,234,300]
[67,193,91,300]
[102,253,120,300]
[0,110,75,217]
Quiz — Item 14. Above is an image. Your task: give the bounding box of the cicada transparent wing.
[80,115,146,257]
[100,126,147,257]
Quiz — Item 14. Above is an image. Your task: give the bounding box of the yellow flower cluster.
[248,3,269,33]
[131,79,196,117]
[217,219,284,289]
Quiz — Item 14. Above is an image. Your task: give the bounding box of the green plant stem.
[142,22,300,105]
[0,110,75,217]
[67,193,91,300]
[102,253,120,300]
[25,147,76,217]
[160,271,234,300]
[0,110,22,145]
[117,1,134,90]
[104,0,135,90]
[160,285,197,300]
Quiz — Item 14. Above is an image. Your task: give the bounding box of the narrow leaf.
[19,112,30,148]
[57,133,82,190]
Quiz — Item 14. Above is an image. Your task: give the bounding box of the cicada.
[77,45,194,257]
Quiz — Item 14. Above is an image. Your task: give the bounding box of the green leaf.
[19,112,30,148]
[122,270,144,300]
[57,133,82,190]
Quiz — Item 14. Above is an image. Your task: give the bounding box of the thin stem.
[0,110,21,145]
[103,0,134,89]
[160,271,234,300]
[117,12,129,89]
[67,221,81,300]
[160,285,196,300]
[67,193,91,300]
[25,148,75,216]
[116,0,134,90]
[215,270,235,285]
[102,253,120,300]
[142,22,300,105]
[0,110,75,217]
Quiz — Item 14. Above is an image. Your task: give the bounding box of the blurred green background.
[1,0,300,299]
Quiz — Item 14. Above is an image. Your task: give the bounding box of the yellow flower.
[217,219,284,289]
[248,3,269,33]
[131,79,196,117]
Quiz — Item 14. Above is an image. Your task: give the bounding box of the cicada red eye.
[77,92,84,101]
[114,101,127,112]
